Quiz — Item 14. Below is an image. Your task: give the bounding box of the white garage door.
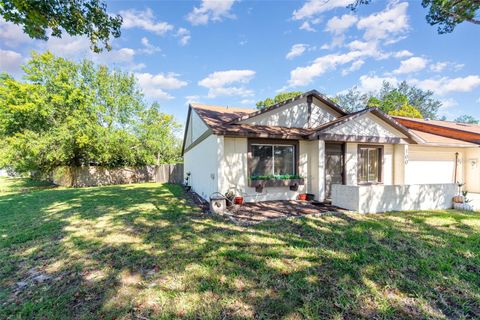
[406,147,461,184]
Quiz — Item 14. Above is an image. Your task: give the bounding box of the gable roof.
[190,103,255,132]
[393,116,480,144]
[189,103,312,138]
[183,91,479,151]
[229,90,347,124]
[410,129,478,147]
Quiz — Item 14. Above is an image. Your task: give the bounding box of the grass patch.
[0,177,479,319]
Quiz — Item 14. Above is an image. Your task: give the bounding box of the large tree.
[0,0,122,52]
[334,81,441,119]
[0,52,180,175]
[256,91,303,109]
[349,0,480,34]
[454,115,479,124]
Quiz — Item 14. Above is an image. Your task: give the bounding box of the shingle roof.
[191,103,312,138]
[187,98,479,148]
[393,116,480,134]
[393,116,480,144]
[410,129,478,147]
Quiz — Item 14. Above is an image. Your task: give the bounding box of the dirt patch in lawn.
[224,200,347,225]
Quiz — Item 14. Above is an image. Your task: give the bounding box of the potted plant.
[249,174,304,188]
[234,196,244,205]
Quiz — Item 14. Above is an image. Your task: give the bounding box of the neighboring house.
[182,90,480,213]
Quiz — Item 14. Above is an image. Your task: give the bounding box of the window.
[358,145,382,184]
[251,143,295,177]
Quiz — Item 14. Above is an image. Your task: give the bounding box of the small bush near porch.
[0,177,479,319]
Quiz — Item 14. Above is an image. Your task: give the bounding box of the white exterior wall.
[218,137,316,202]
[310,97,341,127]
[325,113,407,140]
[241,97,340,128]
[344,142,394,186]
[393,144,408,185]
[405,146,465,185]
[383,145,394,185]
[184,134,221,200]
[332,184,457,213]
[466,148,480,193]
[184,110,209,149]
[345,143,358,185]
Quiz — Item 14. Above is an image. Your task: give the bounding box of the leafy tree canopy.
[349,0,480,34]
[0,0,122,52]
[256,91,303,109]
[334,81,441,119]
[454,114,479,124]
[0,52,180,175]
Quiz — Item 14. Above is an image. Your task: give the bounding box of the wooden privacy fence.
[52,164,184,187]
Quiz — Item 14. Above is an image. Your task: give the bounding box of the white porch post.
[318,140,326,201]
[345,143,358,185]
[393,144,408,185]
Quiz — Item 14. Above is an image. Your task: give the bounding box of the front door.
[325,143,345,200]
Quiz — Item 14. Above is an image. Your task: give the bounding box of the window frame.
[357,144,384,185]
[248,139,299,178]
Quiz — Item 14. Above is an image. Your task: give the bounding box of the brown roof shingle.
[188,101,479,147]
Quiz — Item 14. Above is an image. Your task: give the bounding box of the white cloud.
[187,0,237,26]
[440,98,458,109]
[412,76,480,95]
[185,95,200,104]
[325,14,358,34]
[293,0,352,21]
[341,59,364,75]
[286,44,308,60]
[357,2,409,44]
[119,8,174,35]
[176,28,191,46]
[430,61,464,72]
[44,34,91,58]
[357,75,399,93]
[393,57,428,74]
[136,72,188,100]
[394,50,413,58]
[299,21,316,32]
[198,69,255,98]
[241,99,255,105]
[140,37,161,54]
[323,14,358,48]
[430,61,448,73]
[0,49,23,73]
[42,34,145,70]
[0,18,32,47]
[286,51,366,87]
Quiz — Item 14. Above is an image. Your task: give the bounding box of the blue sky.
[1,0,479,125]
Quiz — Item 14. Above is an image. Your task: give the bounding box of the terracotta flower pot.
[234,196,244,205]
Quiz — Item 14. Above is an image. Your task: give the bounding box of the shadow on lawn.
[0,183,479,319]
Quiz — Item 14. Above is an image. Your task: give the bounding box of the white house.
[182,90,480,213]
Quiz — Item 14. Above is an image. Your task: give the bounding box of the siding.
[466,148,480,192]
[184,109,209,149]
[325,113,407,139]
[184,134,220,200]
[219,137,311,201]
[241,97,340,128]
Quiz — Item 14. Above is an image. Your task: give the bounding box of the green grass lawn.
[0,177,479,319]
